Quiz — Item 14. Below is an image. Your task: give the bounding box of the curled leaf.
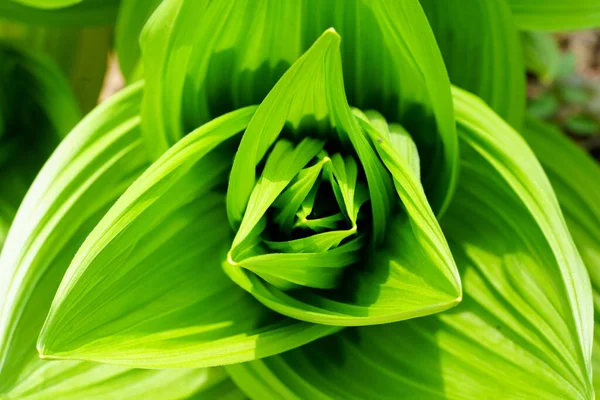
[223,30,460,326]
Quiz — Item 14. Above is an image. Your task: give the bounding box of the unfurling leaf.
[0,1,594,398]
[37,26,460,367]
[37,104,339,368]
[221,30,460,326]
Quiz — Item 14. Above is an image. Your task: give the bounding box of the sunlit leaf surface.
[226,87,594,400]
[0,83,243,399]
[522,116,600,392]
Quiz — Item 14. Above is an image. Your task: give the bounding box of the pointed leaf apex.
[323,27,341,41]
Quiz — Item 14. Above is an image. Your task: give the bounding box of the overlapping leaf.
[226,87,593,400]
[0,83,147,391]
[0,84,145,395]
[139,0,457,215]
[521,116,600,392]
[223,30,460,326]
[506,0,600,31]
[0,82,235,399]
[36,28,461,367]
[420,0,525,130]
[37,105,339,369]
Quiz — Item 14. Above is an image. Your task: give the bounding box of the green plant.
[1,1,599,399]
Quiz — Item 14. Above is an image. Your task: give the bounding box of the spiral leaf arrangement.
[0,0,599,399]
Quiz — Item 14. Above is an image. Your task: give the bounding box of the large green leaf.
[521,116,600,392]
[420,0,525,130]
[37,105,338,369]
[506,0,600,31]
[140,0,457,215]
[0,0,120,25]
[226,87,593,400]
[0,81,244,399]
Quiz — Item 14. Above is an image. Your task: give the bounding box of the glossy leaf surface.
[226,87,594,400]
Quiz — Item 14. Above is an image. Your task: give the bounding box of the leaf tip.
[323,27,341,43]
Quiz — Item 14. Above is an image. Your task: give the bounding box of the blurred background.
[525,30,600,161]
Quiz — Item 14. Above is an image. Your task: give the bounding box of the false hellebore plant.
[1,0,600,399]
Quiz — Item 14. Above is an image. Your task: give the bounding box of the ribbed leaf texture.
[521,117,600,392]
[226,87,594,400]
[0,0,595,398]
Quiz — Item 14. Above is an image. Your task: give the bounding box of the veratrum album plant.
[0,0,599,399]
